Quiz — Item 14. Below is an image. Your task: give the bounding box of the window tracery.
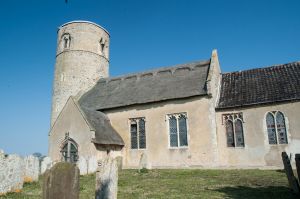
[130,118,146,149]
[222,113,245,147]
[266,111,288,144]
[167,113,188,148]
[60,132,78,163]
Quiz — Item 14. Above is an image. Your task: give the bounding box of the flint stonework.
[95,157,118,199]
[282,152,300,193]
[43,162,80,199]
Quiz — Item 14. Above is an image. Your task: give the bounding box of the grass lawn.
[0,169,298,199]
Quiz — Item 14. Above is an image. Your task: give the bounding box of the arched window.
[235,119,245,147]
[226,120,235,147]
[266,112,276,144]
[61,33,71,49]
[223,113,245,147]
[266,111,288,144]
[60,133,78,163]
[99,38,107,56]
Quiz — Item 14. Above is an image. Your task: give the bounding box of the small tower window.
[62,33,71,49]
[99,38,107,55]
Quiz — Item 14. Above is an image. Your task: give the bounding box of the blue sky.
[0,0,299,156]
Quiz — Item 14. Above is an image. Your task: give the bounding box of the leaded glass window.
[226,120,235,147]
[168,113,188,148]
[139,119,146,149]
[130,118,146,149]
[266,111,288,145]
[223,113,245,148]
[61,133,78,163]
[169,116,178,147]
[178,115,188,147]
[235,119,245,147]
[266,113,277,144]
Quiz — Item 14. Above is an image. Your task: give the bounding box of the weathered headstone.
[139,153,149,171]
[282,152,300,193]
[24,155,39,182]
[95,157,118,199]
[115,156,123,171]
[0,154,25,195]
[42,162,80,199]
[41,157,52,174]
[296,154,300,184]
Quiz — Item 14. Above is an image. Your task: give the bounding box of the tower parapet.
[51,21,110,126]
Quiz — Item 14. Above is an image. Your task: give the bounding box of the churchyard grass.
[0,169,298,199]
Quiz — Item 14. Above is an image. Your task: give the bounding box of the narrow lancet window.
[223,113,245,148]
[266,111,288,145]
[266,112,277,144]
[130,118,146,149]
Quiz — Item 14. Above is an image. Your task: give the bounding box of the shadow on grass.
[216,186,299,199]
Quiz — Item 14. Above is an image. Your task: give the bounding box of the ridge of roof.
[79,59,211,111]
[97,59,211,84]
[222,61,300,75]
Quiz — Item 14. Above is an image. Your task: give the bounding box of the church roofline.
[221,60,300,75]
[97,59,211,84]
[58,20,110,36]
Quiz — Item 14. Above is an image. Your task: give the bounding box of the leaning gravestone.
[42,162,80,199]
[282,152,300,193]
[296,154,300,184]
[95,157,118,199]
[139,153,148,172]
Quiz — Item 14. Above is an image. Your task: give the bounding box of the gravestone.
[282,152,300,193]
[24,155,39,182]
[95,157,118,199]
[41,157,52,174]
[139,153,149,171]
[296,154,300,184]
[0,154,24,194]
[42,162,79,199]
[115,156,123,171]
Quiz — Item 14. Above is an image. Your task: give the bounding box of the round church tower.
[51,21,110,126]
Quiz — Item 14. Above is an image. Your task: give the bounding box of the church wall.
[216,101,300,168]
[104,96,218,169]
[49,98,108,174]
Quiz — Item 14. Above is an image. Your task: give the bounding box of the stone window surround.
[265,110,289,145]
[222,112,245,148]
[60,132,79,163]
[61,33,71,50]
[129,117,146,150]
[166,112,189,149]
